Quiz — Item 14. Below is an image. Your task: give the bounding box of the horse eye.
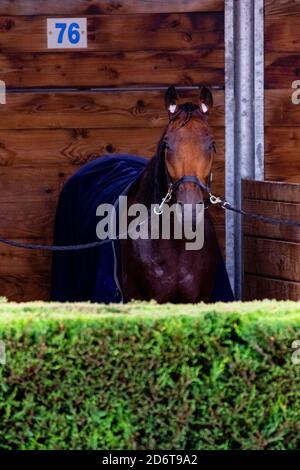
[210,142,216,153]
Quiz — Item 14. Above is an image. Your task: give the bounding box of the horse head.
[163,85,216,207]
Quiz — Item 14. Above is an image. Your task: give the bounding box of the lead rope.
[0,191,299,251]
[208,193,300,228]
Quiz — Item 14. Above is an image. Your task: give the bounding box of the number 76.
[55,22,80,44]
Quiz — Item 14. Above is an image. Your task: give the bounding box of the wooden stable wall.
[243,180,300,300]
[0,0,225,301]
[265,0,300,182]
[244,0,300,301]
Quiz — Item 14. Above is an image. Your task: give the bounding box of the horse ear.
[199,86,213,114]
[165,85,179,115]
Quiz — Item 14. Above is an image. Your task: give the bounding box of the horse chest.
[121,238,216,303]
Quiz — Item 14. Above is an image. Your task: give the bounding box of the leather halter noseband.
[153,171,212,216]
[169,173,212,194]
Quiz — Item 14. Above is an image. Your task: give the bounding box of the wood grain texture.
[0,13,224,53]
[265,127,300,183]
[244,237,300,283]
[243,199,300,243]
[0,242,50,274]
[264,0,300,211]
[244,274,300,301]
[0,1,225,15]
[0,3,225,301]
[0,273,50,301]
[265,54,300,89]
[0,242,51,301]
[0,127,224,170]
[0,200,226,248]
[0,90,225,129]
[0,128,225,236]
[243,180,300,300]
[265,0,300,17]
[265,90,300,126]
[243,178,300,202]
[265,15,300,52]
[1,49,224,88]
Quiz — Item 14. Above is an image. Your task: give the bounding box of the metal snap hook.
[153,205,164,215]
[209,193,223,205]
[153,186,173,216]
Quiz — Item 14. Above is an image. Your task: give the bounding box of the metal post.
[225,0,264,299]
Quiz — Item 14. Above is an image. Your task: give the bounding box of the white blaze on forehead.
[168,104,177,113]
[201,103,208,113]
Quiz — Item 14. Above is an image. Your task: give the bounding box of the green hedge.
[0,300,300,450]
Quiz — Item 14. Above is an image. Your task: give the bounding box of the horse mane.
[141,131,168,207]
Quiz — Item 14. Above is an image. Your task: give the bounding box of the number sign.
[47,18,87,49]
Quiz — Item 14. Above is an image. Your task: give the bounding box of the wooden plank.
[243,199,300,243]
[244,237,300,282]
[265,15,300,52]
[0,90,225,129]
[0,1,225,15]
[0,202,56,240]
[0,127,224,169]
[244,274,300,301]
[265,0,300,18]
[0,243,51,301]
[265,127,300,183]
[0,128,224,235]
[0,205,225,257]
[0,274,50,301]
[0,198,225,254]
[243,179,300,202]
[0,166,224,207]
[0,195,225,305]
[0,221,226,302]
[1,49,224,88]
[0,196,227,240]
[0,127,169,170]
[265,90,300,126]
[265,53,300,89]
[0,243,51,274]
[0,13,224,53]
[0,200,225,244]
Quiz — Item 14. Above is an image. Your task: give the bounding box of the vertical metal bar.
[224,0,236,294]
[225,0,264,299]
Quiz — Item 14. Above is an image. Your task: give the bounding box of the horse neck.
[128,154,167,208]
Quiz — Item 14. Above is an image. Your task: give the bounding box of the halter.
[153,172,212,216]
[171,174,212,193]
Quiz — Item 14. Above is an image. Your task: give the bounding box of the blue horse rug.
[51,154,234,303]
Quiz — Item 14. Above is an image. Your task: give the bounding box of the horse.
[121,85,221,303]
[51,85,233,303]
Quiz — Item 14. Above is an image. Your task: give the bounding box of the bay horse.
[51,85,233,304]
[120,85,221,303]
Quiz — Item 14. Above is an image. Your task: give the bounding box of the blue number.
[55,23,67,43]
[55,22,81,45]
[68,23,80,44]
